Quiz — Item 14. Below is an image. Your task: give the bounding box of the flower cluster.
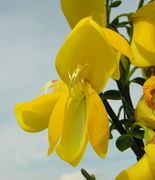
[14,0,155,179]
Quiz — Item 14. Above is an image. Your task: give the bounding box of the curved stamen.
[68,65,88,102]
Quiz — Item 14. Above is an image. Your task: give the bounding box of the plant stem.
[102,98,144,160]
[138,0,145,9]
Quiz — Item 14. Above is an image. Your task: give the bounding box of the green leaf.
[81,169,96,180]
[101,90,121,100]
[116,134,134,151]
[110,1,122,7]
[130,77,145,86]
[111,18,119,26]
[130,127,144,139]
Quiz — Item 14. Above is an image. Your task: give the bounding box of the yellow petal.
[15,93,61,132]
[131,40,155,67]
[53,80,68,92]
[145,143,155,174]
[132,19,155,53]
[60,0,106,28]
[56,98,88,166]
[135,96,155,129]
[102,28,133,60]
[132,1,155,19]
[56,17,117,94]
[48,93,68,155]
[116,154,154,180]
[86,83,109,158]
[111,52,121,80]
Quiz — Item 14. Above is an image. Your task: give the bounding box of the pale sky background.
[0,0,148,180]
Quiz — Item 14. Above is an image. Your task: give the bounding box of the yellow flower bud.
[135,96,155,129]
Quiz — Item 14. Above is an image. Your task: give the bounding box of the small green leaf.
[101,90,121,100]
[111,18,119,26]
[110,1,122,7]
[81,169,96,180]
[130,77,145,86]
[130,127,144,139]
[116,134,134,151]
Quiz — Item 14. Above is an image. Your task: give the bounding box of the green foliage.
[110,1,122,8]
[81,169,96,180]
[116,134,134,151]
[130,77,146,86]
[101,90,121,100]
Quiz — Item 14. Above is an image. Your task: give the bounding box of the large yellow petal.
[135,96,155,129]
[86,83,109,158]
[102,28,133,60]
[132,1,155,19]
[56,98,88,166]
[116,155,154,180]
[48,93,68,155]
[15,93,61,132]
[60,0,106,28]
[131,40,155,67]
[56,17,117,94]
[132,19,155,53]
[145,143,155,174]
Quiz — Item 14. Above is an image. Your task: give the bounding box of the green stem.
[138,0,145,9]
[127,66,138,80]
[102,98,144,160]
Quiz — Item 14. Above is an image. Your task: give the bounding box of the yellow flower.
[116,143,155,180]
[131,1,155,67]
[135,76,155,129]
[49,17,130,165]
[60,0,107,28]
[14,17,132,166]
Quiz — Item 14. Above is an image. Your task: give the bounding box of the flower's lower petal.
[48,94,68,155]
[131,40,155,67]
[86,84,109,158]
[56,98,88,166]
[145,143,155,174]
[102,28,133,60]
[116,155,154,180]
[15,93,61,132]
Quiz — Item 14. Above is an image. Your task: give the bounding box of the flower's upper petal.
[15,93,61,132]
[56,98,88,166]
[115,154,154,180]
[60,0,106,28]
[132,1,155,20]
[86,83,109,158]
[102,28,133,60]
[135,96,155,129]
[56,17,117,93]
[48,93,68,155]
[132,19,155,53]
[131,41,155,67]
